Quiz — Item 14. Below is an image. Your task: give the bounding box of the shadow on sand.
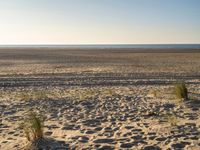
[23,138,70,150]
[186,92,200,110]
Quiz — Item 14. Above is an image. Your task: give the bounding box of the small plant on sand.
[18,91,30,101]
[174,81,188,100]
[103,88,115,96]
[167,114,178,126]
[20,111,44,141]
[150,89,161,98]
[107,88,114,96]
[33,90,49,100]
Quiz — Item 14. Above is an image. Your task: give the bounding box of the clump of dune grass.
[20,111,44,142]
[174,81,188,100]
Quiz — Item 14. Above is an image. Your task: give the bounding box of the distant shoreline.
[0,47,200,53]
[0,44,200,49]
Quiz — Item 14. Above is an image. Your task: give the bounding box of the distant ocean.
[1,44,200,49]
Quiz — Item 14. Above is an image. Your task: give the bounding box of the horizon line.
[1,43,200,46]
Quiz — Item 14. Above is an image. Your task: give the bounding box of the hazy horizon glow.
[0,0,200,44]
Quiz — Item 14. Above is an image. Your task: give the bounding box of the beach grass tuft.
[20,111,44,141]
[174,81,188,100]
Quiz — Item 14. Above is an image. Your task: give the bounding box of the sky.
[0,0,200,45]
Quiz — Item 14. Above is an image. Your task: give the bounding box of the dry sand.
[0,48,200,150]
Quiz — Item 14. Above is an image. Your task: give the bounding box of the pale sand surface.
[0,48,200,149]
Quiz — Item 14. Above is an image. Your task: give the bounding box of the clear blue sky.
[0,0,199,44]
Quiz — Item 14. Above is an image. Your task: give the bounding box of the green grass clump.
[20,111,44,141]
[174,82,188,100]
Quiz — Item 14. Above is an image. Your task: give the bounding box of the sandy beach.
[0,48,200,150]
